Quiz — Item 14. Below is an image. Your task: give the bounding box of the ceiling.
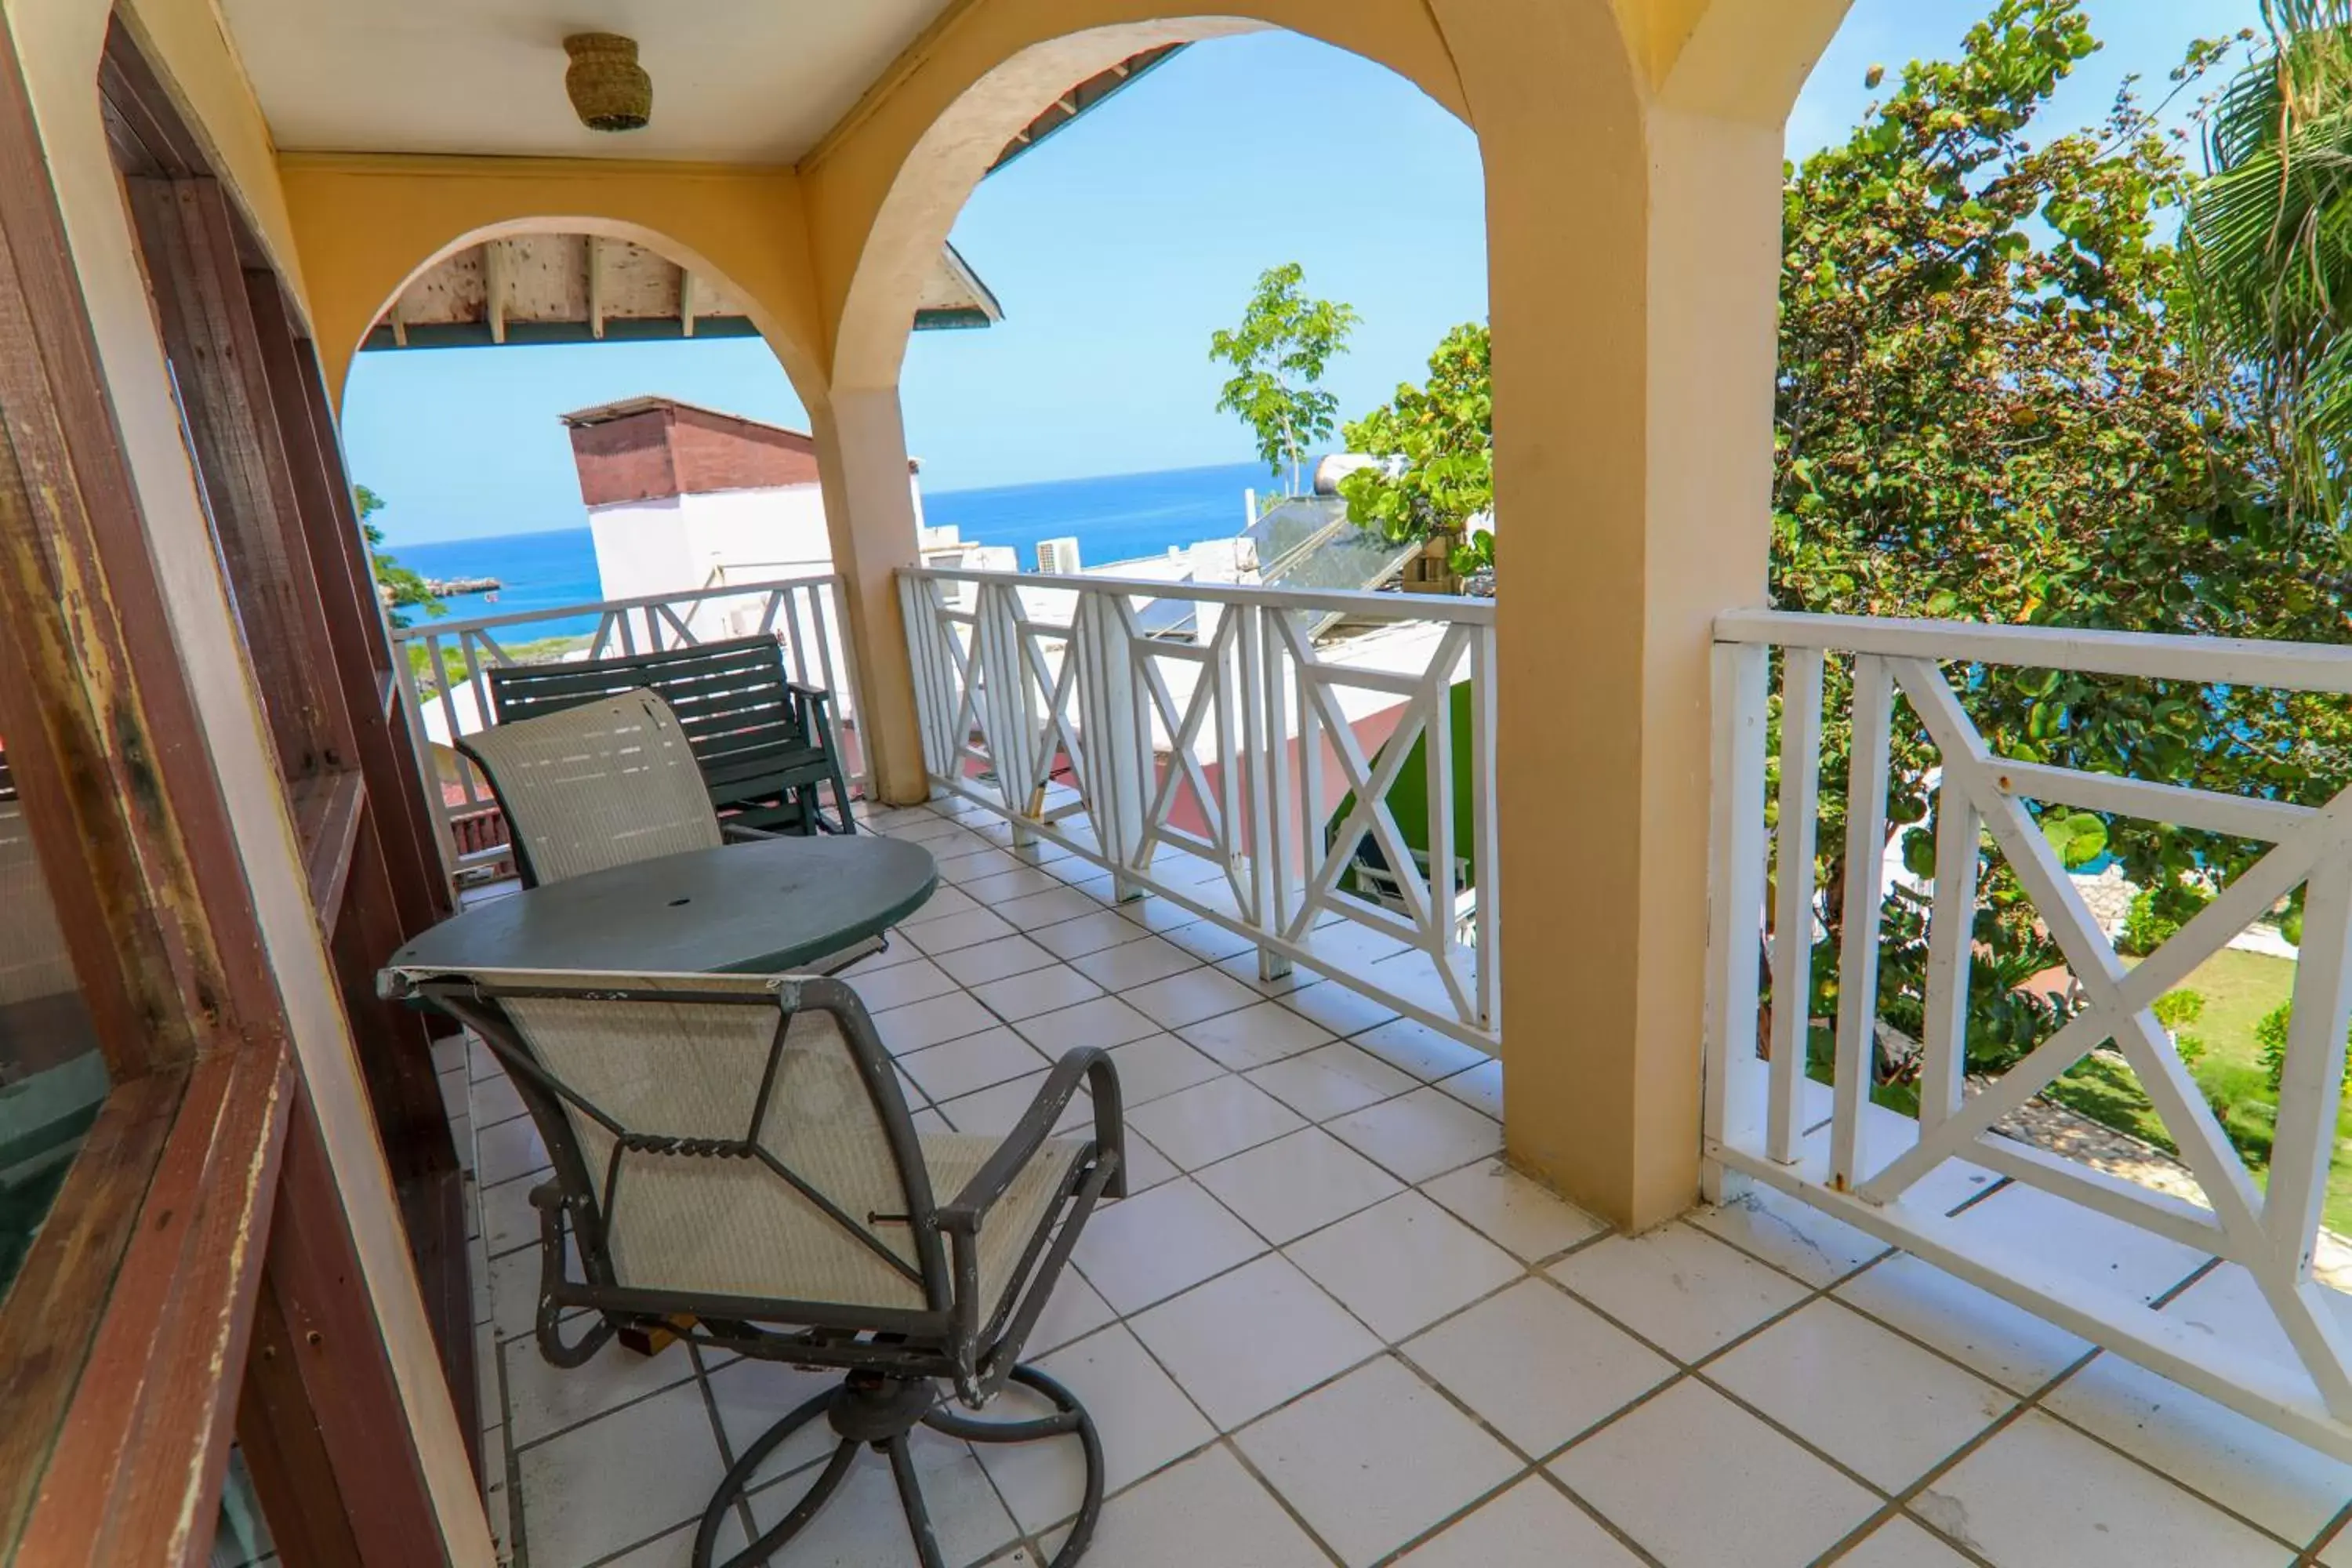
[213,0,956,162]
[356,234,1001,354]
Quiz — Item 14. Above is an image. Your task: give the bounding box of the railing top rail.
[387,572,846,644]
[902,565,1497,626]
[1719,608,2352,697]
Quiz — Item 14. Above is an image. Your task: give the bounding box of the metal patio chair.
[456,689,750,889]
[488,635,857,837]
[394,966,1127,1568]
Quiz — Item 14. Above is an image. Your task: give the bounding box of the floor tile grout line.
[1069,1139,1528,1331]
[1523,1470,1673,1568]
[1663,1189,2216,1431]
[1059,1162,1638,1548]
[1798,1347,2103,1568]
[912,810,1450,1041]
[1563,1240,2182,1541]
[2026,1360,2320,1554]
[1214,1434,1356,1567]
[921,978,1496,1162]
[2307,1496,2352,1563]
[690,1340,768,1559]
[1054,1178,1582,1539]
[502,1351,706,1455]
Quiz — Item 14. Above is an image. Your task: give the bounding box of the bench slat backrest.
[488,637,826,808]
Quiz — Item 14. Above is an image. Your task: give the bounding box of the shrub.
[2119,891,2184,957]
[2151,990,2206,1030]
[2255,1001,2352,1092]
[2175,1033,2208,1069]
[2258,1002,2294,1091]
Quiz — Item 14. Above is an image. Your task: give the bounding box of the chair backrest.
[457,691,723,887]
[418,969,947,1317]
[488,636,818,802]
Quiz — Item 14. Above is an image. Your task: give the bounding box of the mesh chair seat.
[457,690,725,887]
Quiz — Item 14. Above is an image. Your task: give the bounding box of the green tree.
[2183,3,2352,536]
[1337,322,1495,575]
[359,485,445,629]
[1770,0,2345,1081]
[1210,263,1359,495]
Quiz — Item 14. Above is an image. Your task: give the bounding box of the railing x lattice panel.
[900,568,1498,1051]
[1708,609,2352,1460]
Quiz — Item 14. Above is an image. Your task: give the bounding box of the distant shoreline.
[375,457,1283,551]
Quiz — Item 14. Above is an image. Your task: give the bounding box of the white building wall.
[589,494,698,602]
[677,485,833,584]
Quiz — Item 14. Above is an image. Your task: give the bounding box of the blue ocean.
[389,459,1276,637]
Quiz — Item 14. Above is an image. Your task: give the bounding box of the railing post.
[897,573,949,795]
[1769,646,1824,1164]
[2270,858,2352,1280]
[1831,654,1896,1191]
[974,582,1033,843]
[810,580,868,796]
[1918,770,1982,1137]
[1077,589,1149,903]
[1264,607,1301,953]
[1468,621,1501,1032]
[389,637,456,878]
[1238,602,1289,980]
[1702,637,1770,1203]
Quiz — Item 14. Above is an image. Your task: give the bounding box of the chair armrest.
[786,683,837,745]
[938,1047,1126,1235]
[721,820,779,843]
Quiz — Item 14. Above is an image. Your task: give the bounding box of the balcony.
[405,573,2352,1566]
[445,792,2352,1567]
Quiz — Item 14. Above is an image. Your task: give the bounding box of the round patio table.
[385,835,938,978]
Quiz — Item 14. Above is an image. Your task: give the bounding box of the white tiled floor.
[441,799,2352,1567]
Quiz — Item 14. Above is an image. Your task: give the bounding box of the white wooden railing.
[899,567,1499,1051]
[1708,609,2352,1460]
[390,575,862,871]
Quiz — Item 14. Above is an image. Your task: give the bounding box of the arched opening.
[341,219,865,879]
[827,12,1468,394]
[834,21,1503,1061]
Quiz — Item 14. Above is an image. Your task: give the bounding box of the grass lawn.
[2034,946,2352,1236]
[406,633,590,687]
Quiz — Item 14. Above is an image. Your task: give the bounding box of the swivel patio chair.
[394,966,1127,1568]
[457,691,883,971]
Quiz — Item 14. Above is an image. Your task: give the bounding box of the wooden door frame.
[0,12,466,1564]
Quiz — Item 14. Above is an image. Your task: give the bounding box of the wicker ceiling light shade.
[564,33,652,132]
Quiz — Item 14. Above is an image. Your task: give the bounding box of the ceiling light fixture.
[564,34,651,132]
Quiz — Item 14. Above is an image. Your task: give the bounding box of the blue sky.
[345,0,2261,545]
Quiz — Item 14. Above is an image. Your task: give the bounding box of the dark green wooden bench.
[485,635,856,835]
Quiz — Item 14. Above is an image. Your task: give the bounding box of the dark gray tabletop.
[387,835,938,977]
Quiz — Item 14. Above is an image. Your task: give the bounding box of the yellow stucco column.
[1445,0,1844,1231]
[812,388,932,805]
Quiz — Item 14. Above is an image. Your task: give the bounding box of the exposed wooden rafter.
[483,236,509,346]
[987,42,1189,174]
[587,234,606,340]
[361,233,1002,352]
